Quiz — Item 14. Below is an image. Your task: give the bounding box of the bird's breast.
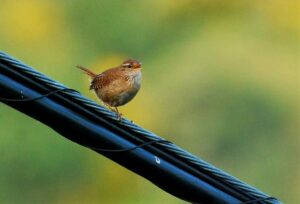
[94,71,141,107]
[132,71,142,89]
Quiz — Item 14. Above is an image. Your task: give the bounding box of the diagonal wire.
[0,51,280,204]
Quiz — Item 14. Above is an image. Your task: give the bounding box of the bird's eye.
[122,63,132,68]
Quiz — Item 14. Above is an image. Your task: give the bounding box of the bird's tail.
[76,65,97,78]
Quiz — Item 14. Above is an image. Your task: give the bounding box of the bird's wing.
[90,74,106,90]
[90,67,126,90]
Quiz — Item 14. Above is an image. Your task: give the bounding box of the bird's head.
[121,59,142,69]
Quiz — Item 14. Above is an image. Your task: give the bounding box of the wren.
[77,59,142,119]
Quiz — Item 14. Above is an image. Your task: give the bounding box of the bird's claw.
[116,112,123,122]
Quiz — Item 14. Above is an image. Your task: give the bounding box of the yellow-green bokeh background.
[0,1,299,203]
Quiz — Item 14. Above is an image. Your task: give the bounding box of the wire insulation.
[0,52,280,204]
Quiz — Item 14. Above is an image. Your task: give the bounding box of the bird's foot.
[116,112,123,122]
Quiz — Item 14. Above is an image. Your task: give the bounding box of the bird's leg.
[104,103,123,121]
[114,107,123,121]
[104,104,115,112]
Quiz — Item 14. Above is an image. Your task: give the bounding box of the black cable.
[0,88,78,102]
[0,86,279,203]
[88,139,171,152]
[0,88,171,153]
[241,197,277,204]
[0,51,281,203]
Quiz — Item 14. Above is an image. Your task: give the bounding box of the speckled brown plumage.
[77,59,142,119]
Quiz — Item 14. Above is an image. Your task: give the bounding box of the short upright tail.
[76,65,97,78]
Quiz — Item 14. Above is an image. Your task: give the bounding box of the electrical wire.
[0,52,281,204]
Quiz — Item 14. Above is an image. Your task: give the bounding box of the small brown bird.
[77,59,142,119]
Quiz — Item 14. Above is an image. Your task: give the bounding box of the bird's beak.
[133,62,142,69]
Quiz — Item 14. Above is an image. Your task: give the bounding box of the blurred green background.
[0,0,298,203]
